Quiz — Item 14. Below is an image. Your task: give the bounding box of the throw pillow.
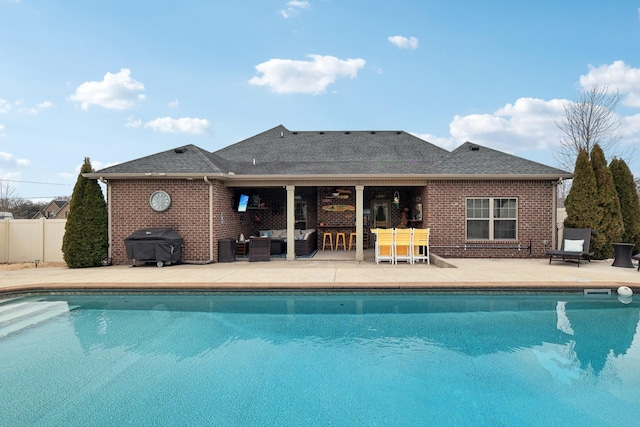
[260,230,271,238]
[564,239,584,252]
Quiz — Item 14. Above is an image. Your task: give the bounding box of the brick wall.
[109,179,242,265]
[425,180,555,258]
[108,179,557,263]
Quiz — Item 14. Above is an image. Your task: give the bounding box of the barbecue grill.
[124,228,183,267]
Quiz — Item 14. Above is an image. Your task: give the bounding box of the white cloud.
[0,99,10,113]
[621,113,640,147]
[69,68,146,110]
[22,101,54,114]
[125,117,142,128]
[411,132,458,151]
[0,151,31,167]
[249,54,366,95]
[0,124,5,137]
[281,0,310,18]
[413,98,568,154]
[144,117,211,134]
[449,98,566,152]
[168,98,180,108]
[388,35,419,50]
[579,60,640,107]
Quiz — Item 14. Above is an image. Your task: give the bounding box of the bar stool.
[335,232,347,250]
[322,231,334,251]
[348,232,357,251]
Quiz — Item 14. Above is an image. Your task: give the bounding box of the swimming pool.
[1,292,639,426]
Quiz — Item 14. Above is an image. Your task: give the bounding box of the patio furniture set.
[547,227,639,269]
[241,229,318,262]
[372,228,431,265]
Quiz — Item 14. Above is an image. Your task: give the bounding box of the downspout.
[204,176,215,263]
[99,177,111,261]
[552,178,561,250]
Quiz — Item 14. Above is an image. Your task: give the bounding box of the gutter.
[83,172,573,182]
[99,177,112,261]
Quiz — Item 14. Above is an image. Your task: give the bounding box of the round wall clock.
[149,190,171,212]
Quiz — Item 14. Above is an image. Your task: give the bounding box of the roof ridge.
[189,145,230,174]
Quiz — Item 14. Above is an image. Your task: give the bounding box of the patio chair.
[249,237,271,262]
[546,228,594,267]
[374,228,394,264]
[394,228,413,264]
[411,228,430,264]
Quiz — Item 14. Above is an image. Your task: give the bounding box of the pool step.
[0,301,70,338]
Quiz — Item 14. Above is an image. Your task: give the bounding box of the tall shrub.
[62,157,108,268]
[564,149,598,229]
[590,144,623,259]
[610,158,640,253]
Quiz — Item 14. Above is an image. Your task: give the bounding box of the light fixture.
[393,191,400,209]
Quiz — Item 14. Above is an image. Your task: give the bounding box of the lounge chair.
[546,228,594,267]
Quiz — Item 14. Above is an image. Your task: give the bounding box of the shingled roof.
[427,142,571,177]
[94,144,229,175]
[90,124,571,179]
[215,125,450,175]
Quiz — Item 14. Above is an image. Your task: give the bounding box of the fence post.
[40,217,46,263]
[0,220,8,263]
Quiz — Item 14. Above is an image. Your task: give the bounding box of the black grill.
[124,228,183,267]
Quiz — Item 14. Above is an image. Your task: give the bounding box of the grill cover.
[124,228,183,263]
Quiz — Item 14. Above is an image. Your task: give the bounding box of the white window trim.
[466,197,518,241]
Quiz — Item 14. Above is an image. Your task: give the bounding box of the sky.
[1,0,640,202]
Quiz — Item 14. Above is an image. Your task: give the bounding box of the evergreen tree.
[564,149,598,229]
[610,157,640,253]
[590,144,623,259]
[62,158,108,268]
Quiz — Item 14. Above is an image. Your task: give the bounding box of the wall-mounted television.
[237,194,249,212]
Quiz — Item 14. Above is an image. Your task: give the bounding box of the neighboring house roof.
[88,125,572,180]
[51,200,69,209]
[32,199,70,219]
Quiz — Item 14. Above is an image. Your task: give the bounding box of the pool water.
[1,292,639,426]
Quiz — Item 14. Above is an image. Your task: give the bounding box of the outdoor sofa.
[259,228,317,256]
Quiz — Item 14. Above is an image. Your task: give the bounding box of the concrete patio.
[1,251,638,295]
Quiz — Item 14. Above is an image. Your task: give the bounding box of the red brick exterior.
[109,179,241,265]
[107,179,557,264]
[423,180,555,258]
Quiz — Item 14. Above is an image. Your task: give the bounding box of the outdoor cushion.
[272,229,287,239]
[260,230,272,238]
[563,239,584,252]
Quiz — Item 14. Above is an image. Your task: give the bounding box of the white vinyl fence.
[0,219,66,263]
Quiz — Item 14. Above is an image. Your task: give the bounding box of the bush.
[62,158,108,268]
[610,158,640,253]
[564,149,598,229]
[590,144,623,259]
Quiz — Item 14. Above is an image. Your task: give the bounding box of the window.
[466,198,517,240]
[294,201,307,222]
[295,201,307,229]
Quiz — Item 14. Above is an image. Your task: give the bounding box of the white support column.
[356,185,364,261]
[286,185,296,260]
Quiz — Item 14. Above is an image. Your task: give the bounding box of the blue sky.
[1,0,640,201]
